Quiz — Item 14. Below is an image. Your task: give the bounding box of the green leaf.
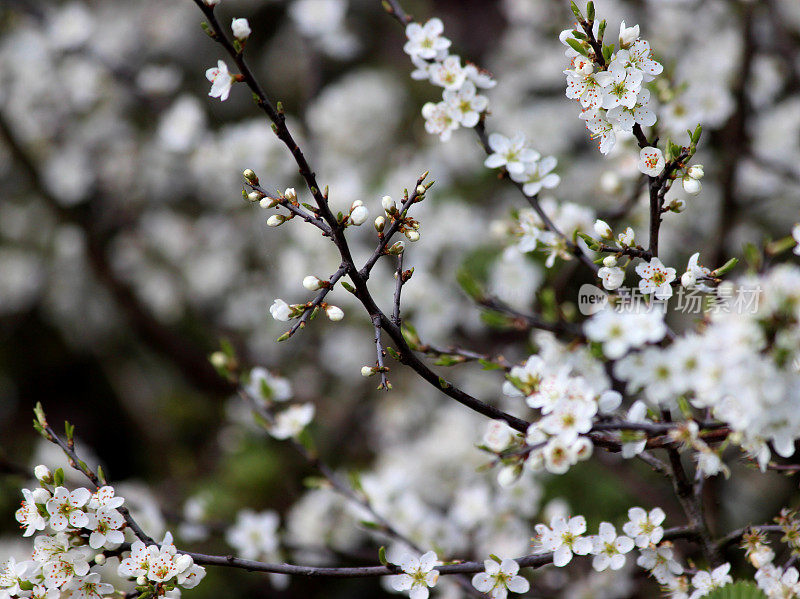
[438,377,450,390]
[386,346,400,360]
[97,465,107,485]
[434,355,465,367]
[597,19,607,42]
[479,359,503,371]
[586,1,595,22]
[53,468,64,487]
[340,280,356,294]
[456,267,483,300]
[570,1,584,21]
[706,581,767,599]
[712,257,738,277]
[33,402,46,427]
[378,546,388,566]
[602,43,614,63]
[766,236,798,256]
[566,37,589,56]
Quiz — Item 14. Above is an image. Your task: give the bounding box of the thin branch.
[371,316,391,391]
[285,264,348,339]
[194,4,530,433]
[391,252,404,327]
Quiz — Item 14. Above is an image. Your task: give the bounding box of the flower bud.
[303,276,322,291]
[210,351,227,368]
[351,200,363,209]
[682,176,702,195]
[594,219,612,239]
[388,241,405,255]
[283,188,297,202]
[404,230,420,242]
[687,165,704,179]
[95,554,106,565]
[243,169,257,183]
[361,366,375,377]
[415,185,426,196]
[669,198,687,212]
[374,216,386,232]
[350,205,369,226]
[231,18,251,40]
[325,305,344,321]
[681,270,696,288]
[247,191,263,203]
[260,197,279,209]
[34,465,52,482]
[381,195,396,213]
[602,256,617,267]
[267,214,286,227]
[136,576,147,586]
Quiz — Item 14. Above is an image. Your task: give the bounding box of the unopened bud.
[303,276,322,291]
[231,18,251,40]
[325,305,344,321]
[95,554,107,565]
[210,352,227,368]
[247,191,263,203]
[361,366,375,377]
[267,214,286,227]
[351,200,363,209]
[136,576,147,586]
[415,185,426,196]
[682,176,702,196]
[594,219,612,239]
[602,256,617,267]
[381,195,396,212]
[374,216,386,232]
[686,165,704,179]
[404,230,420,242]
[388,241,405,255]
[34,465,52,482]
[283,187,297,202]
[243,169,257,184]
[681,271,696,288]
[669,198,687,212]
[260,197,279,209]
[350,205,369,226]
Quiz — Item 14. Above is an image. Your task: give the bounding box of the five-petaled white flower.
[45,487,91,531]
[443,81,488,128]
[391,551,439,599]
[598,265,625,290]
[690,563,733,599]
[484,133,540,176]
[269,403,315,439]
[84,509,125,549]
[404,18,450,60]
[510,155,561,197]
[636,542,683,584]
[590,522,635,571]
[15,488,49,537]
[471,558,530,598]
[533,515,592,567]
[638,146,665,176]
[205,60,234,101]
[635,257,676,300]
[623,506,666,547]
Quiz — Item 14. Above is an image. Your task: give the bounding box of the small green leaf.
[586,1,595,22]
[53,468,64,487]
[712,257,738,277]
[438,377,450,389]
[570,1,584,21]
[97,465,107,485]
[766,236,797,256]
[340,281,356,294]
[434,355,465,367]
[566,37,589,56]
[386,347,400,360]
[602,43,614,63]
[360,520,379,530]
[378,546,388,566]
[479,359,503,371]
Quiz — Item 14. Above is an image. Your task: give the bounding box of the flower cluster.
[562,22,661,156]
[7,469,205,598]
[533,515,635,570]
[403,18,495,140]
[484,133,561,198]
